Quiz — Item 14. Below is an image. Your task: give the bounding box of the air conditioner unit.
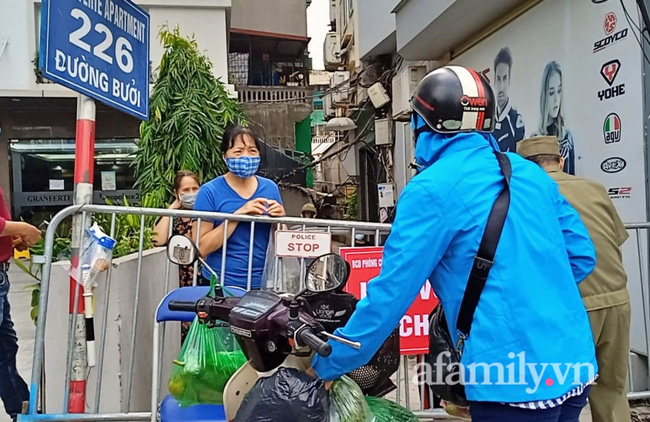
[392,66,427,121]
[323,93,334,117]
[324,33,342,68]
[375,118,392,146]
[331,70,350,103]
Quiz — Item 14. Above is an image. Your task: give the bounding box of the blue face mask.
[226,156,261,179]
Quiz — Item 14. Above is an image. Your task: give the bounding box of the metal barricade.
[623,222,650,401]
[19,204,650,421]
[20,204,398,421]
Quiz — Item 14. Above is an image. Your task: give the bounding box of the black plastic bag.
[234,367,330,422]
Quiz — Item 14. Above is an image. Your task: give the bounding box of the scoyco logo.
[594,12,628,53]
[598,59,625,101]
[604,12,617,35]
[601,157,626,173]
[603,113,621,144]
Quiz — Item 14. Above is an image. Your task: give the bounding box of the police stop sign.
[275,231,332,258]
[339,247,439,355]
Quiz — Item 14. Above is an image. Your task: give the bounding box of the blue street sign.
[40,0,150,120]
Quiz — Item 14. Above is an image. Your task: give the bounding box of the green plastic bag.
[365,396,418,422]
[168,276,247,406]
[329,375,374,422]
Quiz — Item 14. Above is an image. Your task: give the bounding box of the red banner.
[339,247,439,355]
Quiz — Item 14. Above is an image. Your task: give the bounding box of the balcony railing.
[236,86,313,104]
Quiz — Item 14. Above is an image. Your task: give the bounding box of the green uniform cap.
[516,136,561,158]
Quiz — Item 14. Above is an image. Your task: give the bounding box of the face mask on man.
[226,156,261,179]
[180,193,198,209]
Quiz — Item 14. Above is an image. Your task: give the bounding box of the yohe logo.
[598,60,625,101]
[601,157,626,173]
[608,186,632,199]
[603,113,622,144]
[460,95,488,111]
[601,59,621,85]
[594,12,628,53]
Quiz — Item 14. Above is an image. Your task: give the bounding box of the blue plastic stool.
[155,285,247,422]
[160,395,227,422]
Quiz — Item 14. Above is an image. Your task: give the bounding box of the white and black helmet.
[410,65,496,134]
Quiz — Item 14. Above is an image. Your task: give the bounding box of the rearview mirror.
[166,235,198,266]
[306,253,349,293]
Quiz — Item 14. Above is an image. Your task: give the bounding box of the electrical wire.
[634,1,650,45]
[620,0,650,67]
[636,0,650,39]
[624,0,650,43]
[273,104,374,183]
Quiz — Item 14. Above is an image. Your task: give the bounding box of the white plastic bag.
[261,225,302,293]
[262,256,302,293]
[70,222,116,287]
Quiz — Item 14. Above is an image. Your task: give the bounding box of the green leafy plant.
[94,194,158,259]
[345,192,359,220]
[135,26,248,209]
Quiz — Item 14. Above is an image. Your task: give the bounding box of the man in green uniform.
[518,136,631,422]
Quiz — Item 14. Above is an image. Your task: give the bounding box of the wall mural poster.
[453,0,648,353]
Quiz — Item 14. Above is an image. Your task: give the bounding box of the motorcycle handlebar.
[168,300,197,312]
[298,328,332,357]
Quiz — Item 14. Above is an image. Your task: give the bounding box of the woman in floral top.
[153,171,201,342]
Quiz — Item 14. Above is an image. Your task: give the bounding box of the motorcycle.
[303,272,401,398]
[165,234,362,421]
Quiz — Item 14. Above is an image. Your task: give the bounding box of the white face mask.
[180,193,198,209]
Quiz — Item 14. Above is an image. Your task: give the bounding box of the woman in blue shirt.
[195,126,285,289]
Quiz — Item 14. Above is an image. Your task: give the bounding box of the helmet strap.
[413,124,431,147]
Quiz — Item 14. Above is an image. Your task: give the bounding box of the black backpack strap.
[455,152,512,354]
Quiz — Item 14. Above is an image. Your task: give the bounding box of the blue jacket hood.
[412,114,501,171]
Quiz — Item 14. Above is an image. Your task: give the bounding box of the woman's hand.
[267,200,286,217]
[236,198,268,216]
[169,198,182,210]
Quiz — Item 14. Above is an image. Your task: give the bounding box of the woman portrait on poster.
[532,61,575,175]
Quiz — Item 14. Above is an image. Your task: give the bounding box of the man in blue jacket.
[312,65,598,421]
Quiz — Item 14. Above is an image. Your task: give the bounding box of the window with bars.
[228,53,249,86]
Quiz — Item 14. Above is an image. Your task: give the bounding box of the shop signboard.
[339,247,439,355]
[13,190,140,207]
